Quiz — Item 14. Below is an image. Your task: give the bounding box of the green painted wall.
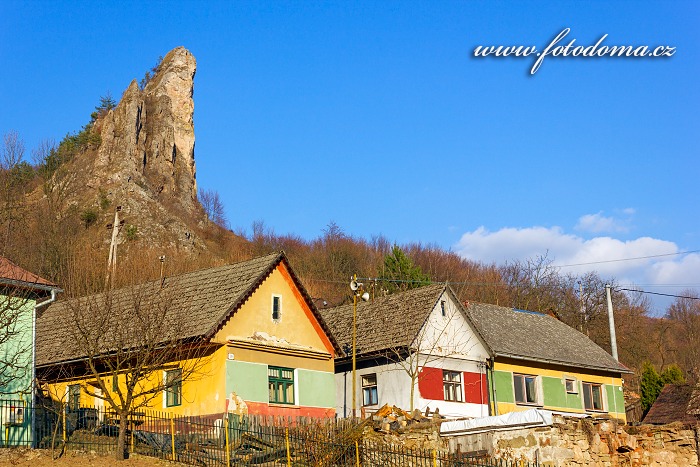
[0,297,35,397]
[606,384,625,414]
[492,371,514,404]
[541,376,582,410]
[297,369,334,408]
[226,360,268,403]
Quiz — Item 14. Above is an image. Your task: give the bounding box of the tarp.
[440,408,554,436]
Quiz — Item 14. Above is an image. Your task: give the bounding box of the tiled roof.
[465,302,629,374]
[643,384,700,425]
[0,256,58,291]
[37,252,337,366]
[319,284,447,358]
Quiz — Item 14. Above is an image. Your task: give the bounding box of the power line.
[618,288,700,301]
[554,249,700,268]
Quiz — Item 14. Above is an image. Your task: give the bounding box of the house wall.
[336,291,490,418]
[213,263,334,356]
[491,360,626,422]
[225,345,335,418]
[0,294,36,446]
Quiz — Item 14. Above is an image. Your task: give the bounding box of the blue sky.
[1,1,698,313]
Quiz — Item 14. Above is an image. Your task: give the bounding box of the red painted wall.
[245,401,335,418]
[418,366,443,400]
[463,371,488,404]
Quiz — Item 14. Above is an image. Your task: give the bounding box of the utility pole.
[106,206,124,288]
[605,284,619,361]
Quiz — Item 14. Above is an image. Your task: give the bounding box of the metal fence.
[0,400,534,466]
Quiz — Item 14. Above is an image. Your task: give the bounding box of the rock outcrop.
[95,46,197,215]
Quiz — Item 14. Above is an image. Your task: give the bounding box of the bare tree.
[39,260,214,460]
[666,289,700,381]
[198,188,228,228]
[384,294,478,411]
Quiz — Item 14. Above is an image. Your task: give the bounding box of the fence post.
[225,415,230,467]
[432,448,437,467]
[355,440,360,467]
[130,425,134,454]
[285,427,291,466]
[170,413,176,461]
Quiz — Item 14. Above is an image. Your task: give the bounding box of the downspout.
[32,289,58,447]
[487,358,498,416]
[343,371,348,418]
[478,362,485,417]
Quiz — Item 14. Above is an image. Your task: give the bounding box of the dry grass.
[0,448,182,467]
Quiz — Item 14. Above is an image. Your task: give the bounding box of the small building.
[320,284,491,419]
[642,383,700,425]
[465,303,629,422]
[0,256,61,445]
[36,252,339,419]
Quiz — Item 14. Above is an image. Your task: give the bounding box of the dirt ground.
[0,448,181,466]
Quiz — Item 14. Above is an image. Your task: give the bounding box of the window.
[165,368,182,407]
[67,384,81,411]
[362,374,378,406]
[443,370,463,402]
[513,374,538,405]
[268,367,294,404]
[582,382,604,411]
[565,378,578,394]
[440,300,446,317]
[272,295,281,321]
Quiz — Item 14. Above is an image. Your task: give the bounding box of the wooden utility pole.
[106,206,123,288]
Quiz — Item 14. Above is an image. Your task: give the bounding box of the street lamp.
[350,274,370,418]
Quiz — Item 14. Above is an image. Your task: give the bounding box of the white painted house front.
[321,285,490,419]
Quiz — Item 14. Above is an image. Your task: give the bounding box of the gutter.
[495,352,631,374]
[32,288,61,447]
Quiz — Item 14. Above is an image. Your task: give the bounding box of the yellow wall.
[493,360,626,422]
[213,264,333,355]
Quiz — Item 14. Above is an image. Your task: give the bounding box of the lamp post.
[350,275,369,418]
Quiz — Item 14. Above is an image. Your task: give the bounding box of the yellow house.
[465,303,629,422]
[35,252,339,419]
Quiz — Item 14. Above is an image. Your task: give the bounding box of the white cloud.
[453,225,697,314]
[575,211,630,234]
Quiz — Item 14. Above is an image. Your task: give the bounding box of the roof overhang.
[494,352,633,375]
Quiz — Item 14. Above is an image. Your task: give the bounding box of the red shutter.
[418,367,444,400]
[463,371,488,404]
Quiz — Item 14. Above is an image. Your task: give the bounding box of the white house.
[320,284,490,418]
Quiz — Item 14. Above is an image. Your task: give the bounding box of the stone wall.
[446,416,699,466]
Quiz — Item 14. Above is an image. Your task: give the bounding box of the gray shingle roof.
[319,284,447,358]
[465,302,629,373]
[36,252,338,367]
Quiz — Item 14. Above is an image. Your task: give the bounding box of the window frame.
[443,370,463,402]
[565,378,578,394]
[361,373,378,406]
[582,382,605,412]
[67,384,81,411]
[164,368,183,407]
[268,366,294,405]
[272,294,282,322]
[513,373,539,405]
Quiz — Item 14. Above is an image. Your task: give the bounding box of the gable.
[414,291,489,361]
[213,263,334,356]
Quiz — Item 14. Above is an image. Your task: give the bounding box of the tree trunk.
[116,411,128,460]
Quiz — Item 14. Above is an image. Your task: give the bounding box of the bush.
[80,209,98,228]
[124,224,138,241]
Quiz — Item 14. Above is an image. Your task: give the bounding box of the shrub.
[80,209,98,228]
[124,224,138,241]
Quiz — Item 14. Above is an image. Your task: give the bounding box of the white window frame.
[443,370,463,402]
[565,378,578,394]
[272,294,282,322]
[361,373,378,406]
[582,382,605,412]
[513,373,539,406]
